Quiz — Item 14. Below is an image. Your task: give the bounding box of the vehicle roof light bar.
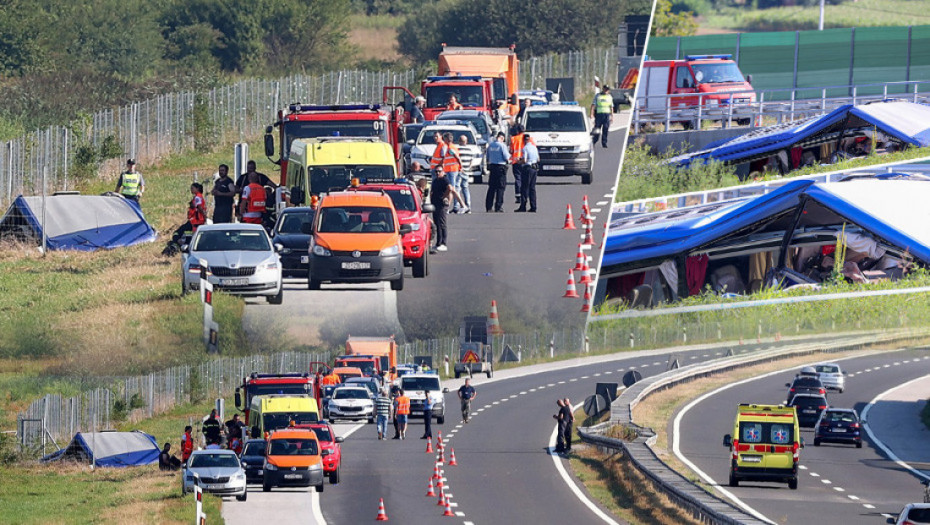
[685,54,733,61]
[425,76,484,82]
[288,104,381,112]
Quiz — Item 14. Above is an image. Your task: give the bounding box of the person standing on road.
[429,169,464,253]
[181,425,194,463]
[375,389,392,441]
[394,389,411,439]
[202,409,222,446]
[485,132,511,212]
[115,159,144,206]
[421,390,434,440]
[458,379,477,423]
[591,85,613,148]
[211,164,236,223]
[239,171,266,225]
[553,399,567,453]
[562,398,575,453]
[456,135,472,213]
[516,136,539,213]
[390,382,402,439]
[509,125,532,204]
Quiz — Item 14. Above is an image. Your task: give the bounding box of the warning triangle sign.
[462,350,480,364]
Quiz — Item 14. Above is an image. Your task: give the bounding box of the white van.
[398,373,449,424]
[520,103,594,184]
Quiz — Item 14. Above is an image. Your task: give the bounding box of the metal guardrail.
[631,80,930,133]
[578,329,930,525]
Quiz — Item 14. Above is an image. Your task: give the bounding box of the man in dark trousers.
[211,164,236,223]
[562,398,575,452]
[202,409,222,446]
[159,442,181,471]
[591,84,613,148]
[516,135,539,212]
[421,390,434,439]
[485,132,510,212]
[553,399,567,453]
[429,169,463,252]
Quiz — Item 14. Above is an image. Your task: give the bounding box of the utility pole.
[819,0,825,31]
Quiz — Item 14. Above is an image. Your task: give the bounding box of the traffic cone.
[581,284,593,313]
[375,498,389,521]
[574,244,586,270]
[437,448,445,464]
[579,265,593,285]
[562,269,580,298]
[436,470,444,489]
[425,439,434,454]
[579,195,590,221]
[432,462,442,480]
[426,478,436,497]
[437,486,446,505]
[487,301,504,335]
[582,223,594,246]
[449,448,458,466]
[442,496,455,517]
[562,204,576,229]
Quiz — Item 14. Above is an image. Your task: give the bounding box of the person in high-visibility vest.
[509,125,534,205]
[446,94,463,111]
[115,159,145,205]
[591,84,613,148]
[430,132,467,213]
[165,182,207,256]
[240,171,266,225]
[180,425,194,463]
[393,389,411,439]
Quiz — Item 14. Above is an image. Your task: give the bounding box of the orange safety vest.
[395,395,410,415]
[321,373,340,386]
[181,432,194,460]
[447,102,463,110]
[188,193,206,227]
[431,143,462,172]
[246,183,266,213]
[510,134,535,163]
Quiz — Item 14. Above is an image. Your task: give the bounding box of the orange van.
[308,190,410,291]
[262,428,326,493]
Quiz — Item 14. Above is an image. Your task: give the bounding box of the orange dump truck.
[339,336,398,380]
[437,44,520,115]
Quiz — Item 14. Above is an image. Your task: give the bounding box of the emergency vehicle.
[248,395,320,439]
[235,373,317,426]
[284,137,397,207]
[723,404,803,489]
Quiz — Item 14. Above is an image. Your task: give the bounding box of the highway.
[675,347,930,524]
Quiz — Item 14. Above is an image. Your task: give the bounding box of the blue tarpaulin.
[0,194,156,251]
[41,431,160,467]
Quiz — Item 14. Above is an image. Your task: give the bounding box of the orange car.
[308,190,411,291]
[263,428,326,493]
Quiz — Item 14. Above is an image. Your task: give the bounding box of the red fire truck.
[234,373,319,425]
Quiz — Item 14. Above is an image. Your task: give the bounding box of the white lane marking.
[864,504,875,509]
[702,354,709,357]
[894,362,901,366]
[861,373,930,483]
[617,368,624,371]
[848,495,860,500]
[596,200,609,206]
[529,388,537,392]
[465,522,476,525]
[594,373,602,377]
[500,398,509,403]
[834,487,845,492]
[798,465,808,470]
[548,383,556,387]
[549,403,622,525]
[455,511,465,516]
[581,375,590,379]
[591,208,602,213]
[449,502,459,507]
[492,401,500,405]
[483,404,491,409]
[884,364,891,368]
[456,424,463,429]
[570,378,579,382]
[558,381,566,384]
[904,360,911,364]
[641,364,649,368]
[810,472,820,477]
[311,490,327,525]
[821,479,832,485]
[510,394,518,398]
[652,362,662,366]
[603,371,612,375]
[520,391,528,395]
[341,423,365,439]
[476,408,485,412]
[450,429,458,434]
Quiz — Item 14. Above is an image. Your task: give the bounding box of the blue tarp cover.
[41,431,160,467]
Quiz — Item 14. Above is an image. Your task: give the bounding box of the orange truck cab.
[308,190,410,291]
[421,76,496,121]
[437,44,520,116]
[262,428,326,493]
[639,54,756,113]
[331,366,364,383]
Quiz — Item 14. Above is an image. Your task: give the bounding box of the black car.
[789,394,828,428]
[785,376,827,404]
[239,438,267,483]
[814,408,863,448]
[271,207,315,278]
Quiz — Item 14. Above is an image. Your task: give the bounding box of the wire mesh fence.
[0,47,618,211]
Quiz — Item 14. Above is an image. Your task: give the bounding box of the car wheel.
[315,483,324,493]
[236,490,247,502]
[262,480,272,492]
[788,477,798,490]
[728,473,738,487]
[267,286,283,304]
[437,415,445,425]
[390,274,404,291]
[454,371,460,379]
[486,369,493,379]
[412,252,428,278]
[814,438,821,447]
[839,388,844,394]
[330,468,340,485]
[856,440,862,449]
[581,171,592,185]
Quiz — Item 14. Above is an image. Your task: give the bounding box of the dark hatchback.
[786,376,827,404]
[239,438,267,483]
[814,408,863,448]
[271,207,315,278]
[789,394,829,428]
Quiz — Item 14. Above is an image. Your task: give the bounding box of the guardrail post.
[726,93,733,128]
[629,332,634,349]
[193,472,205,524]
[681,326,687,344]
[852,86,857,106]
[664,98,671,132]
[696,94,703,129]
[549,339,554,358]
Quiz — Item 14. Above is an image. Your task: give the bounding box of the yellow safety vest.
[595,93,613,114]
[120,171,141,196]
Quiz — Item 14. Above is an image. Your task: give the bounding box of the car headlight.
[279,246,292,254]
[264,463,278,471]
[259,260,279,270]
[233,473,246,480]
[408,223,421,231]
[312,244,332,257]
[579,142,591,152]
[309,463,323,470]
[380,244,400,256]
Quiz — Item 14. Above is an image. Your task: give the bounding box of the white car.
[182,449,248,501]
[812,362,846,393]
[520,103,594,184]
[327,386,375,423]
[410,122,486,183]
[182,223,283,304]
[399,373,448,424]
[887,503,930,524]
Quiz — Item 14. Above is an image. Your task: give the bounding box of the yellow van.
[723,404,803,489]
[248,395,320,439]
[284,137,397,206]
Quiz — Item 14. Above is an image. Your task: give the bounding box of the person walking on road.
[394,389,411,439]
[429,169,464,253]
[485,132,511,212]
[591,84,613,148]
[516,135,539,212]
[456,135,472,213]
[553,399,567,453]
[202,409,222,446]
[115,159,144,206]
[458,379,477,423]
[375,389,392,441]
[421,390,434,440]
[181,425,194,463]
[211,164,236,223]
[390,382,402,439]
[562,398,575,453]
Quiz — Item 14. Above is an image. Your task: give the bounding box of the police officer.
[516,136,539,213]
[115,159,144,205]
[591,85,613,148]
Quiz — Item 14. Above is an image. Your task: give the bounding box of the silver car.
[181,223,283,304]
[327,386,375,423]
[813,362,846,393]
[182,449,248,501]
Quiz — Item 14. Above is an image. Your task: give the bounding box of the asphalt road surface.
[676,347,930,524]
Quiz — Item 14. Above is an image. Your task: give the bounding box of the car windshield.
[425,85,485,109]
[309,165,395,194]
[190,453,239,468]
[310,427,333,441]
[276,211,314,234]
[348,380,378,394]
[418,129,475,145]
[815,365,840,374]
[242,442,266,456]
[524,111,587,132]
[823,411,856,423]
[440,116,488,137]
[401,377,440,391]
[269,438,319,456]
[335,389,369,400]
[904,508,930,521]
[263,412,318,430]
[692,63,746,84]
[318,206,395,233]
[385,188,417,212]
[193,230,270,252]
[792,397,826,408]
[738,422,793,445]
[403,124,424,142]
[282,121,388,158]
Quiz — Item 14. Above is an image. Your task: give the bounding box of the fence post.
[793,31,800,90]
[848,28,856,97]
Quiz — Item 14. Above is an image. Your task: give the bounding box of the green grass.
[699,0,930,32]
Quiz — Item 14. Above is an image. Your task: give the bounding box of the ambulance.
[722,403,803,489]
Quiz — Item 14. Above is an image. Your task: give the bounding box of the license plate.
[220,278,248,286]
[341,262,371,270]
[803,409,815,414]
[741,455,762,463]
[284,474,303,480]
[544,165,564,170]
[207,484,222,489]
[257,470,263,475]
[300,256,309,264]
[832,428,846,433]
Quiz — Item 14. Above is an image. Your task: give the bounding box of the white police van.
[519,102,594,184]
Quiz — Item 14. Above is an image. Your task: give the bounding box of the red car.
[296,422,344,484]
[357,181,434,278]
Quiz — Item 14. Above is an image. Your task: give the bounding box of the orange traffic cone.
[437,486,446,505]
[574,244,586,270]
[437,449,445,464]
[426,478,436,497]
[563,269,580,298]
[579,195,590,221]
[425,439,434,454]
[432,462,442,480]
[581,284,593,313]
[442,496,455,517]
[582,223,594,246]
[375,498,389,521]
[487,301,504,335]
[579,265,593,285]
[562,204,576,229]
[449,448,458,466]
[436,470,444,489]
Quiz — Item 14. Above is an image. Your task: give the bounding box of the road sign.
[462,350,480,364]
